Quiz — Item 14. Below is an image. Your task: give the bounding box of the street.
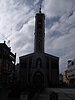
[37,88,75,100]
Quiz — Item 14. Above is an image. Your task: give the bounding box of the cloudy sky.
[0,0,75,73]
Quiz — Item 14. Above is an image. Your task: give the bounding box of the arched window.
[36,58,42,68]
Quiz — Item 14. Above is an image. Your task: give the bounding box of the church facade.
[19,8,59,87]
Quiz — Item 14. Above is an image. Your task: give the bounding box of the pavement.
[37,88,75,100]
[0,88,75,100]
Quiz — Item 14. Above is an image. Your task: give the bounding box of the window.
[36,58,42,68]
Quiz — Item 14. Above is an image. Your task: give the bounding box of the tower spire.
[39,5,41,13]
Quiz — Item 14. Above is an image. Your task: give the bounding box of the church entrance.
[32,71,44,87]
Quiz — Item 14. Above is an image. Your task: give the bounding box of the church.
[19,7,59,87]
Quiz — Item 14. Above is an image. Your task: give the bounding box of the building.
[59,74,63,85]
[63,70,69,85]
[0,41,16,88]
[67,59,75,86]
[19,7,59,87]
[15,63,19,81]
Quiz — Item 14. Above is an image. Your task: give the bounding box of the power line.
[0,32,10,46]
[0,32,8,40]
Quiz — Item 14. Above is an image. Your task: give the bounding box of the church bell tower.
[19,5,59,87]
[34,6,45,53]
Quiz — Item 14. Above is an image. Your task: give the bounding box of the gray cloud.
[44,0,75,73]
[43,0,75,17]
[0,0,75,73]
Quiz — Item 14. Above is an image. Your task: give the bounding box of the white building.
[67,59,75,85]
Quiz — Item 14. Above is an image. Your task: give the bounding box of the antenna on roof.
[7,40,10,47]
